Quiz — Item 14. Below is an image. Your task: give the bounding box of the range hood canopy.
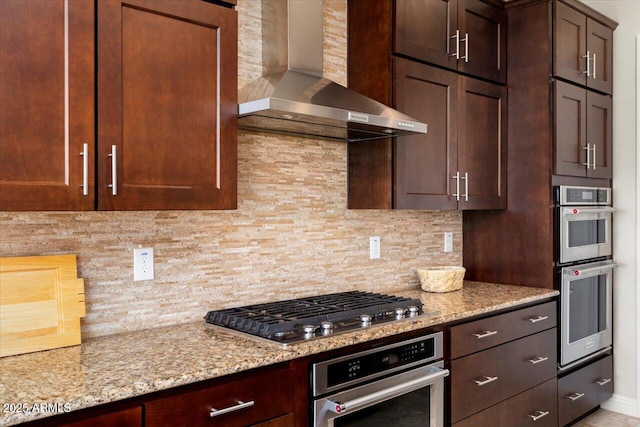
[237,0,427,142]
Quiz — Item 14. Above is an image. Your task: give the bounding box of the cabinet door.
[0,0,94,211]
[453,379,558,427]
[586,18,613,94]
[394,0,458,71]
[393,59,458,210]
[59,407,141,427]
[458,0,506,84]
[98,0,237,210]
[554,1,587,87]
[558,355,613,426]
[458,77,506,210]
[586,91,612,179]
[555,81,587,177]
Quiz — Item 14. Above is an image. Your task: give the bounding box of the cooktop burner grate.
[204,290,423,340]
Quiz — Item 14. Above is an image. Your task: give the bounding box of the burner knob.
[320,321,334,335]
[360,314,372,326]
[394,307,406,317]
[303,324,316,334]
[408,306,420,316]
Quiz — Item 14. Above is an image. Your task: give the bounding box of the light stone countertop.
[0,281,558,426]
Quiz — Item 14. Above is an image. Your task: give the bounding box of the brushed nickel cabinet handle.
[583,143,591,168]
[473,330,498,339]
[452,171,461,201]
[592,144,597,170]
[596,378,611,386]
[583,50,591,76]
[566,392,585,401]
[528,410,550,421]
[474,376,498,386]
[108,145,117,196]
[450,29,460,59]
[461,32,469,62]
[528,356,549,365]
[592,53,597,79]
[528,315,549,323]
[210,400,255,418]
[80,143,89,196]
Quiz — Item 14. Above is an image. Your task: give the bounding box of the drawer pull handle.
[474,376,498,386]
[528,410,550,421]
[566,392,585,402]
[528,315,549,323]
[473,330,498,339]
[596,378,612,386]
[528,356,549,365]
[210,400,255,418]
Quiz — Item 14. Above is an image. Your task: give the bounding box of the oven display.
[327,339,434,388]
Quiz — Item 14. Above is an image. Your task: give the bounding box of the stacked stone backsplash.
[0,0,462,338]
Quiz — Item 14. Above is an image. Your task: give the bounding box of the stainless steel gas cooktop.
[205,291,430,346]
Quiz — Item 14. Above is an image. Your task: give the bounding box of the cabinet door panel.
[395,0,458,71]
[393,59,458,210]
[558,355,612,426]
[554,1,587,87]
[555,81,587,177]
[453,379,558,427]
[458,77,506,210]
[458,0,506,84]
[586,92,612,179]
[98,0,237,210]
[587,18,613,94]
[0,0,94,210]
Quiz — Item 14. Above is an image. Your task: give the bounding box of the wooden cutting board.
[0,254,85,357]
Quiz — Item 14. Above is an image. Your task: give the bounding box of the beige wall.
[0,0,462,339]
[582,0,639,417]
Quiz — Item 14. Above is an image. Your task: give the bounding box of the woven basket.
[417,266,465,293]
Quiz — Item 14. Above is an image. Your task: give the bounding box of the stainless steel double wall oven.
[556,186,616,369]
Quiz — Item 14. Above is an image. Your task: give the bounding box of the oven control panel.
[312,332,443,396]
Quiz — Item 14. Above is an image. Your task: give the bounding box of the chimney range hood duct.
[237,0,427,142]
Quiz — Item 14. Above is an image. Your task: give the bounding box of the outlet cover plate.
[134,247,154,281]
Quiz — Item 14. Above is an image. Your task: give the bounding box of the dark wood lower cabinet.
[453,378,558,427]
[144,364,294,427]
[558,355,613,426]
[450,328,557,423]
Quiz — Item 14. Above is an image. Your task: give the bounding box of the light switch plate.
[370,236,381,259]
[444,232,453,252]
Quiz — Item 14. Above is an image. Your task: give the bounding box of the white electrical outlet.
[444,232,453,252]
[370,236,381,259]
[134,247,154,281]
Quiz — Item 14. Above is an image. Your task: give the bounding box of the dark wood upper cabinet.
[98,0,237,210]
[393,60,459,210]
[555,81,612,179]
[395,0,506,84]
[554,1,613,94]
[457,0,507,84]
[1,0,237,211]
[349,0,506,210]
[0,0,95,211]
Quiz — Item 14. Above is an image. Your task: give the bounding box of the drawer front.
[451,328,557,423]
[453,378,558,427]
[145,366,293,427]
[450,301,556,359]
[559,355,613,426]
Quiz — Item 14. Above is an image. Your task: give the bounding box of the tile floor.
[574,409,640,426]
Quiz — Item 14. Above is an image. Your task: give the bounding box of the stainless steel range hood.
[237,0,427,142]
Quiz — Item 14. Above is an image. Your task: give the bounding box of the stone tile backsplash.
[0,0,462,338]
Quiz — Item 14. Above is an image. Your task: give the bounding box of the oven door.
[313,362,448,427]
[559,206,614,264]
[560,260,615,367]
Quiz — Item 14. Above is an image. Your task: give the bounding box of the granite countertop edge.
[0,281,558,426]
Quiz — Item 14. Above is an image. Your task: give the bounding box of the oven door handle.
[562,207,616,216]
[324,367,450,415]
[563,262,618,277]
